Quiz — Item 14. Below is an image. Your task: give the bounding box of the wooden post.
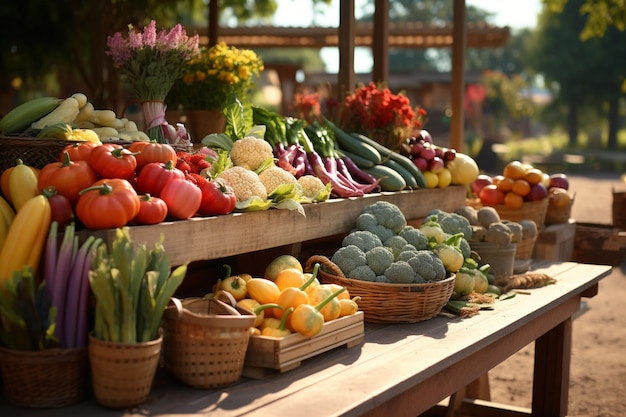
[208,0,219,46]
[338,0,355,100]
[450,0,466,152]
[372,0,389,84]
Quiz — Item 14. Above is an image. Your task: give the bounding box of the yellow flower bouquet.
[167,42,264,112]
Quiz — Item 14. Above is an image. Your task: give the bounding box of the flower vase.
[0,346,89,408]
[184,109,226,143]
[88,334,163,409]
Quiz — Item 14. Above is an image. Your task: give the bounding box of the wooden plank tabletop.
[0,261,611,417]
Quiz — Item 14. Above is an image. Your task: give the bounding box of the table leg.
[531,317,572,417]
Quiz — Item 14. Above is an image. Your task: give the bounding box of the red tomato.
[133,194,168,225]
[88,143,138,179]
[59,142,99,162]
[479,184,505,206]
[160,178,202,220]
[198,179,237,216]
[76,178,140,229]
[135,161,185,197]
[127,141,178,172]
[38,152,98,204]
[42,186,74,228]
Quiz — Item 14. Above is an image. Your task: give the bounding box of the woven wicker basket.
[89,334,162,409]
[545,194,575,225]
[493,198,549,230]
[305,255,455,324]
[161,293,255,389]
[515,236,537,259]
[0,347,88,408]
[0,135,81,172]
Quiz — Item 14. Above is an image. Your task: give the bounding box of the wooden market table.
[0,260,611,417]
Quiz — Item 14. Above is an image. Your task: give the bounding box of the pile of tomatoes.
[4,141,237,230]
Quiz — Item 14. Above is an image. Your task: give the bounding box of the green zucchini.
[364,165,406,192]
[382,159,419,189]
[340,149,376,169]
[326,120,382,164]
[387,152,427,189]
[351,132,426,188]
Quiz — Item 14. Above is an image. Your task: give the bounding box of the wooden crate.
[572,222,626,266]
[242,312,364,378]
[533,219,576,262]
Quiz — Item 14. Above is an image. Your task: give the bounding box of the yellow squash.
[0,195,51,287]
[9,160,39,212]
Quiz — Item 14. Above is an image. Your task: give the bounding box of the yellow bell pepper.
[291,286,346,338]
[261,307,293,338]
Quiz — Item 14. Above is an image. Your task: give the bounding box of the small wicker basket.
[545,195,575,225]
[0,347,88,408]
[515,236,537,259]
[306,255,455,324]
[161,292,256,389]
[494,198,549,230]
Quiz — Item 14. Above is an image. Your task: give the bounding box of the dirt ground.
[487,172,626,416]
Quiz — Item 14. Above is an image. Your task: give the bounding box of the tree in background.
[527,0,626,149]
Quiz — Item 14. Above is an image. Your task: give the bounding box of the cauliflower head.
[230,136,274,171]
[343,230,383,253]
[297,175,331,202]
[331,245,367,276]
[218,166,267,202]
[363,201,407,234]
[258,165,298,195]
[407,250,447,282]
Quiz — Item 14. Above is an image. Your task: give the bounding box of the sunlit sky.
[272,0,543,73]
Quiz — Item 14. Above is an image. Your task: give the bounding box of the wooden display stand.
[533,219,576,262]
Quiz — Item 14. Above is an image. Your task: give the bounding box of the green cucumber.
[382,159,419,189]
[350,132,426,188]
[325,120,382,164]
[387,152,427,189]
[364,165,406,192]
[340,149,376,168]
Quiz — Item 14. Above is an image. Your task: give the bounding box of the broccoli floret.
[375,275,391,283]
[397,249,418,262]
[363,201,407,234]
[384,260,416,284]
[399,226,429,250]
[427,209,473,240]
[342,230,383,253]
[331,245,367,276]
[355,212,396,242]
[459,236,471,259]
[365,246,394,275]
[384,235,409,260]
[407,250,447,282]
[348,265,377,281]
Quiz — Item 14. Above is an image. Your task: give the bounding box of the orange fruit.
[503,161,528,180]
[525,168,544,185]
[512,179,531,196]
[274,268,306,291]
[491,175,504,187]
[504,191,524,209]
[497,177,515,192]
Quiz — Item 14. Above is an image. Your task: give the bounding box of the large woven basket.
[161,292,255,389]
[493,198,549,230]
[515,236,537,259]
[0,347,88,408]
[306,255,455,324]
[0,135,81,172]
